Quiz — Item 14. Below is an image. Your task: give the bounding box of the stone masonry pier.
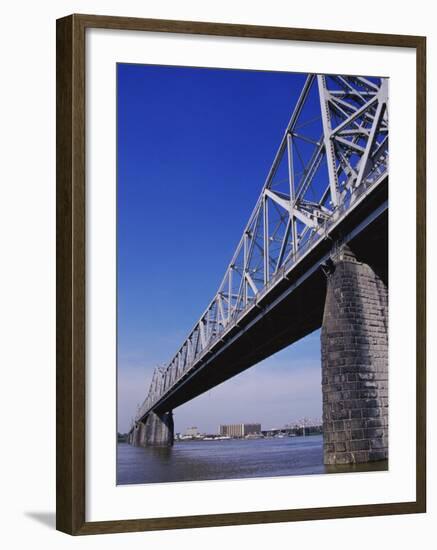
[321,244,388,464]
[130,411,174,447]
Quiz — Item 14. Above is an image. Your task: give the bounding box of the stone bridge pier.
[132,411,174,447]
[321,244,388,465]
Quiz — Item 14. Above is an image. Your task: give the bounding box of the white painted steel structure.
[135,73,389,423]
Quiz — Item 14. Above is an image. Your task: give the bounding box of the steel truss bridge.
[133,73,389,426]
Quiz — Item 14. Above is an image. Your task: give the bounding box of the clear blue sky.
[117,63,322,434]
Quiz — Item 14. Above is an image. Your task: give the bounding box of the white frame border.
[85,28,417,522]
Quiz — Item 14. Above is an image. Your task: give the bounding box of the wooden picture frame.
[56,13,426,535]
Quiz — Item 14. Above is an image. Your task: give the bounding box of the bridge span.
[129,74,389,465]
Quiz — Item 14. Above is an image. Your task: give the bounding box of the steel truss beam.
[135,73,389,422]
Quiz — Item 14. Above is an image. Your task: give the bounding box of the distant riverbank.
[117,435,387,485]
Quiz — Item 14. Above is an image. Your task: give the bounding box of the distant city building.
[184,426,199,438]
[219,423,261,438]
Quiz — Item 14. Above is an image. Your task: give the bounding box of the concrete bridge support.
[130,412,174,447]
[131,422,142,447]
[142,411,174,447]
[321,245,388,465]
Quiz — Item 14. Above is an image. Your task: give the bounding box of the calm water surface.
[117,435,387,485]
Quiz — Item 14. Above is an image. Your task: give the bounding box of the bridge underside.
[144,181,387,417]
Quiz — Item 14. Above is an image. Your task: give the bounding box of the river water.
[117,435,387,485]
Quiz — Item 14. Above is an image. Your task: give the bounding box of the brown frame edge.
[56,13,427,536]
